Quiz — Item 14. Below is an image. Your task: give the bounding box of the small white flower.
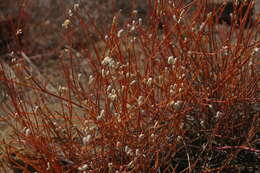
[77,73,82,81]
[215,111,223,119]
[186,114,194,121]
[108,89,117,101]
[78,164,89,171]
[88,75,94,85]
[124,145,130,153]
[146,77,153,86]
[46,162,51,171]
[117,29,124,38]
[252,47,259,55]
[135,149,140,156]
[138,133,145,141]
[169,84,176,94]
[106,85,112,93]
[116,141,121,149]
[24,128,30,136]
[97,110,105,120]
[169,100,182,110]
[138,18,142,25]
[102,56,112,66]
[121,86,125,93]
[200,120,205,127]
[11,57,17,63]
[16,29,22,36]
[62,19,71,29]
[125,146,133,156]
[102,56,115,68]
[132,10,138,15]
[83,135,92,145]
[101,69,106,77]
[130,80,136,85]
[173,15,177,22]
[34,105,39,113]
[58,86,67,92]
[199,22,206,31]
[153,121,159,128]
[207,12,212,18]
[108,162,113,169]
[130,25,135,32]
[127,160,135,169]
[73,3,79,11]
[68,9,73,17]
[137,96,144,106]
[179,122,184,129]
[177,136,182,142]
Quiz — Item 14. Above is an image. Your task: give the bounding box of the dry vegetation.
[0,0,259,172]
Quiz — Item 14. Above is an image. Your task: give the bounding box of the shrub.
[0,0,259,172]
